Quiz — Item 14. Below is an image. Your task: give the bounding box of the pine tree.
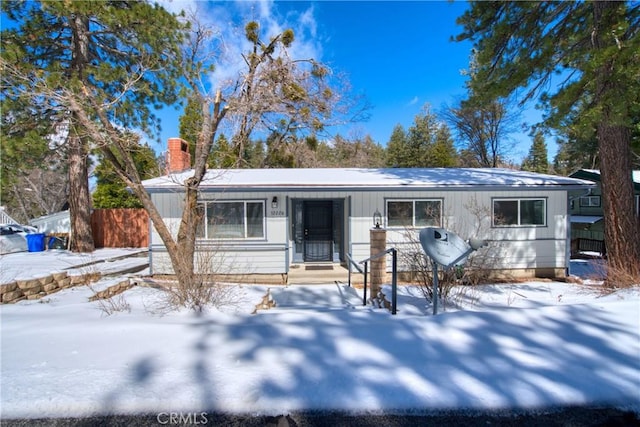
[406,106,439,167]
[456,1,640,284]
[92,141,160,208]
[431,126,459,167]
[0,101,68,221]
[179,96,204,166]
[522,131,549,174]
[1,0,185,252]
[385,124,409,167]
[210,135,237,168]
[385,105,457,168]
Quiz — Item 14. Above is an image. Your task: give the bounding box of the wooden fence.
[91,208,149,248]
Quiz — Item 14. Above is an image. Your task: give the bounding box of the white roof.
[143,168,594,190]
[581,169,640,184]
[143,168,594,191]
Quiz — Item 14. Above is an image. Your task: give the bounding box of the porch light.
[373,209,382,229]
[271,196,278,209]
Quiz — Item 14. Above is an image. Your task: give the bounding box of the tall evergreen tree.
[210,134,237,168]
[456,1,640,284]
[1,0,184,252]
[552,136,599,176]
[385,124,409,167]
[178,95,204,166]
[245,139,266,168]
[431,126,459,167]
[408,105,457,167]
[92,140,160,208]
[386,105,456,168]
[0,102,69,221]
[521,131,549,174]
[406,106,439,167]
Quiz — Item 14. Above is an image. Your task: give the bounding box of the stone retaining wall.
[0,271,130,304]
[88,280,134,301]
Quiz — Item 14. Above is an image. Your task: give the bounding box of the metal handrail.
[346,253,363,289]
[357,247,398,315]
[346,253,364,274]
[359,247,396,264]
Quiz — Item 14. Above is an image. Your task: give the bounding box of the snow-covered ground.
[1,250,639,419]
[0,248,148,285]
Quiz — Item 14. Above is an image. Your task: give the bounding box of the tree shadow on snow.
[98,287,639,416]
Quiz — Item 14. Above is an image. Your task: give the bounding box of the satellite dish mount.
[419,227,487,315]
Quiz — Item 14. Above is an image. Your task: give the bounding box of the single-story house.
[567,168,640,257]
[141,139,595,282]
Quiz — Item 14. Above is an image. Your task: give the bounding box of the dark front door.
[303,200,333,262]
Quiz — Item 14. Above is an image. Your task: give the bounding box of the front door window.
[292,199,343,263]
[303,200,333,262]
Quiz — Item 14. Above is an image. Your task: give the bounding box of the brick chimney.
[166,137,191,173]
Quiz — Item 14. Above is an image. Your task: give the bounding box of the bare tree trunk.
[172,95,220,282]
[593,0,640,285]
[67,131,94,252]
[597,122,640,283]
[67,14,94,253]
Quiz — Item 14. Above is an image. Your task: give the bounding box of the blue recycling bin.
[26,233,46,252]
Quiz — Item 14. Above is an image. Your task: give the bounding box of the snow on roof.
[570,215,603,224]
[578,169,640,184]
[142,168,595,191]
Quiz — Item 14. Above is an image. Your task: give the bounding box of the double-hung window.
[197,200,265,239]
[493,198,546,227]
[579,195,601,207]
[387,199,442,228]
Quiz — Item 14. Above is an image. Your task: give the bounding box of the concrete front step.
[287,263,353,284]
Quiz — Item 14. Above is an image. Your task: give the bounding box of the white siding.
[348,189,569,272]
[151,244,288,275]
[149,187,570,276]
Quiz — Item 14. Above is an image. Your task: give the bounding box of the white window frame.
[197,200,265,240]
[492,198,547,227]
[386,199,442,228]
[579,195,601,207]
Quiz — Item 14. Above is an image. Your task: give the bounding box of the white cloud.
[159,1,322,94]
[152,0,324,139]
[407,96,419,106]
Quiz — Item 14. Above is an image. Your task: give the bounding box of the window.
[387,199,441,227]
[579,196,601,207]
[493,198,546,227]
[197,201,265,239]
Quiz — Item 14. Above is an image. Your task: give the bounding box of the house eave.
[144,183,595,193]
[141,168,597,193]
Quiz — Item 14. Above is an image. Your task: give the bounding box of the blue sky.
[154,0,549,163]
[310,1,473,138]
[1,1,550,163]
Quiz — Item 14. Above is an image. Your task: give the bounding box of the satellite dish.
[419,227,470,268]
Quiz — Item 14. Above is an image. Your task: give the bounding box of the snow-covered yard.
[0,250,639,419]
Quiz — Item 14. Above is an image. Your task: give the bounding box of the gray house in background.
[142,139,594,282]
[568,169,640,257]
